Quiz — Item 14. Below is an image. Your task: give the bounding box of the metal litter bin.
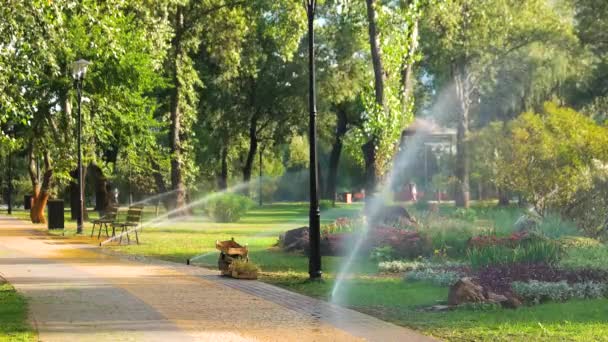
[47,199,65,230]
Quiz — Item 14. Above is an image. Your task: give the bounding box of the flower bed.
[475,263,608,294]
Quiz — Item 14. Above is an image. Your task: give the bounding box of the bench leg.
[91,223,97,238]
[105,223,109,237]
[97,223,103,239]
[119,227,124,244]
[134,229,139,245]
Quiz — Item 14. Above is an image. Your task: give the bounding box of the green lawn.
[9,202,608,341]
[0,280,35,342]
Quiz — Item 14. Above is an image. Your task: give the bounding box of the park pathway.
[0,215,433,342]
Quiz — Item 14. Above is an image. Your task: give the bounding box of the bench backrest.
[125,205,144,225]
[102,206,119,220]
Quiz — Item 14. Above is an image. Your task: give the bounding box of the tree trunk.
[169,6,187,213]
[363,0,384,195]
[150,158,172,209]
[90,163,109,214]
[497,187,509,206]
[362,139,378,196]
[454,62,470,208]
[243,112,259,185]
[27,143,40,222]
[401,17,418,112]
[365,0,385,106]
[218,145,228,190]
[325,106,348,200]
[30,151,52,224]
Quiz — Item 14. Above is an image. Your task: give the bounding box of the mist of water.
[128,189,179,207]
[99,180,255,246]
[330,84,455,303]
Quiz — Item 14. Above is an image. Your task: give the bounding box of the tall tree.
[422,0,572,207]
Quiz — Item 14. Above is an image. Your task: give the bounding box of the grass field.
[0,280,35,342]
[6,202,608,341]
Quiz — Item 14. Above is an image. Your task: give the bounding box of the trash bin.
[47,199,64,230]
[24,195,33,210]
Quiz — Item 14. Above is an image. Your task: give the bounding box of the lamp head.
[71,59,91,80]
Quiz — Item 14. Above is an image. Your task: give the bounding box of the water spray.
[99,180,258,246]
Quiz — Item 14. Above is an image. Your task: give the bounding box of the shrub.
[405,268,463,287]
[368,227,431,259]
[378,260,425,273]
[369,246,397,263]
[467,239,562,269]
[203,193,255,222]
[535,214,579,239]
[319,199,333,211]
[512,280,573,303]
[413,199,430,212]
[475,263,608,294]
[321,217,361,236]
[558,236,602,249]
[418,221,478,258]
[451,208,478,222]
[560,245,608,270]
[512,280,608,304]
[468,231,529,249]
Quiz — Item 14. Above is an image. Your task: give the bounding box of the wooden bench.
[90,206,118,239]
[112,205,143,244]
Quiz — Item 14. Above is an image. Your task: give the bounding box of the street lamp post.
[71,59,90,234]
[306,0,322,280]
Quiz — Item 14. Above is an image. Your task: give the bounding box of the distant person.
[113,188,119,204]
[410,182,417,202]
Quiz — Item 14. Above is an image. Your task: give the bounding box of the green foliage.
[456,302,501,311]
[560,245,608,270]
[535,215,579,239]
[413,199,431,212]
[405,268,463,287]
[369,246,397,263]
[378,260,425,273]
[203,193,255,222]
[491,103,608,214]
[319,199,333,211]
[512,280,607,304]
[286,136,309,169]
[450,208,478,222]
[418,220,478,258]
[321,217,362,236]
[467,240,562,269]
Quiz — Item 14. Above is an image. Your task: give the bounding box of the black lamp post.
[71,59,90,234]
[306,0,322,280]
[6,124,14,215]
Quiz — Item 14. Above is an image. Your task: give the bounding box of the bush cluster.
[321,217,361,236]
[203,193,255,222]
[512,280,607,304]
[467,239,562,269]
[405,268,463,287]
[475,262,608,294]
[378,260,425,273]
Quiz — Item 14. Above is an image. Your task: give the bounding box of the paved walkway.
[0,216,433,342]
